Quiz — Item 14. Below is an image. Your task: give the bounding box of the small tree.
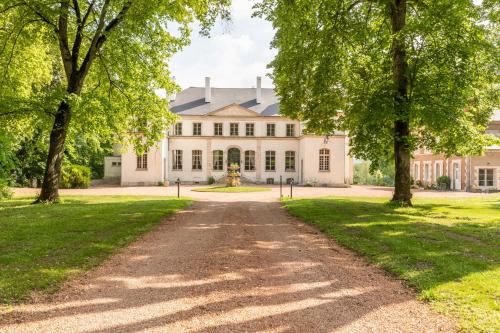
[258,0,499,205]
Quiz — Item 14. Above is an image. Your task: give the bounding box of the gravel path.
[0,195,456,332]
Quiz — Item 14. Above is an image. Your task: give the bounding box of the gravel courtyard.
[0,186,462,332]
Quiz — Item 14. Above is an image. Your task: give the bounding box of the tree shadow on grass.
[0,199,455,332]
[0,197,191,303]
[285,198,499,292]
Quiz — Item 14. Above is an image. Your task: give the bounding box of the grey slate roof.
[169,87,280,116]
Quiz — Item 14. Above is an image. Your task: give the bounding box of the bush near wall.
[60,164,91,189]
[437,176,451,190]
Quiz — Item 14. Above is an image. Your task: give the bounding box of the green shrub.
[60,164,91,189]
[208,176,216,185]
[0,179,12,200]
[437,176,451,190]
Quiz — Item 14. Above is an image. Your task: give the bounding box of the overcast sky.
[169,0,276,90]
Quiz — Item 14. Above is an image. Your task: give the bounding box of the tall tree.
[257,0,498,205]
[0,0,230,202]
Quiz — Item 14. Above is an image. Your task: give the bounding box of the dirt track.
[0,192,456,332]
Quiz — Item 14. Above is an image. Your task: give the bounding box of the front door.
[227,148,241,167]
[453,162,461,190]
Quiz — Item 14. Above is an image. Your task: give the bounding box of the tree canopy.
[0,0,230,201]
[258,0,499,204]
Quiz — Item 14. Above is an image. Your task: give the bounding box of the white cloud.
[169,0,276,89]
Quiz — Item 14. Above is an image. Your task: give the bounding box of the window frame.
[192,122,202,136]
[136,153,148,170]
[174,122,182,136]
[172,150,183,171]
[478,168,494,187]
[230,123,239,136]
[319,148,330,172]
[245,123,255,136]
[434,161,443,181]
[212,150,223,171]
[265,150,276,171]
[266,123,276,137]
[214,123,223,136]
[286,124,295,137]
[285,151,296,172]
[192,150,202,170]
[244,150,256,171]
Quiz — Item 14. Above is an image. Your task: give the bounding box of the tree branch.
[57,0,72,79]
[78,1,132,80]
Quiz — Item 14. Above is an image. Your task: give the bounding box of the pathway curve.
[0,193,456,332]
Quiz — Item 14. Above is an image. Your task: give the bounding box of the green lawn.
[0,196,191,304]
[283,195,500,333]
[192,186,271,193]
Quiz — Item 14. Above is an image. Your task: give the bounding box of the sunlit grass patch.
[283,195,500,333]
[0,196,191,304]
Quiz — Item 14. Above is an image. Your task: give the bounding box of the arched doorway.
[227,148,241,167]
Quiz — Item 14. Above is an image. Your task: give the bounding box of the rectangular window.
[230,123,239,136]
[214,123,223,136]
[265,151,276,171]
[245,123,254,136]
[435,161,442,180]
[213,150,223,171]
[193,122,202,136]
[174,123,182,135]
[478,168,494,187]
[424,163,430,181]
[173,150,182,170]
[192,150,202,170]
[414,163,419,180]
[319,149,330,171]
[136,153,147,170]
[286,124,295,137]
[266,123,276,137]
[285,151,295,171]
[244,151,255,171]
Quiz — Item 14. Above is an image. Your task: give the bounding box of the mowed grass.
[283,195,500,333]
[192,186,271,193]
[0,196,191,304]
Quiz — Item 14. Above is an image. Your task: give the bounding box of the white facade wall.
[299,136,347,186]
[118,107,352,186]
[121,140,166,186]
[103,156,121,178]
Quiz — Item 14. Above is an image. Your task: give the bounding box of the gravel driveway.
[1,192,456,332]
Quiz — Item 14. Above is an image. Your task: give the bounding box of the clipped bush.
[60,164,91,189]
[437,176,451,190]
[208,176,216,185]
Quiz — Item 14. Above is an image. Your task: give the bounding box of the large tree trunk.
[36,99,73,202]
[390,0,412,206]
